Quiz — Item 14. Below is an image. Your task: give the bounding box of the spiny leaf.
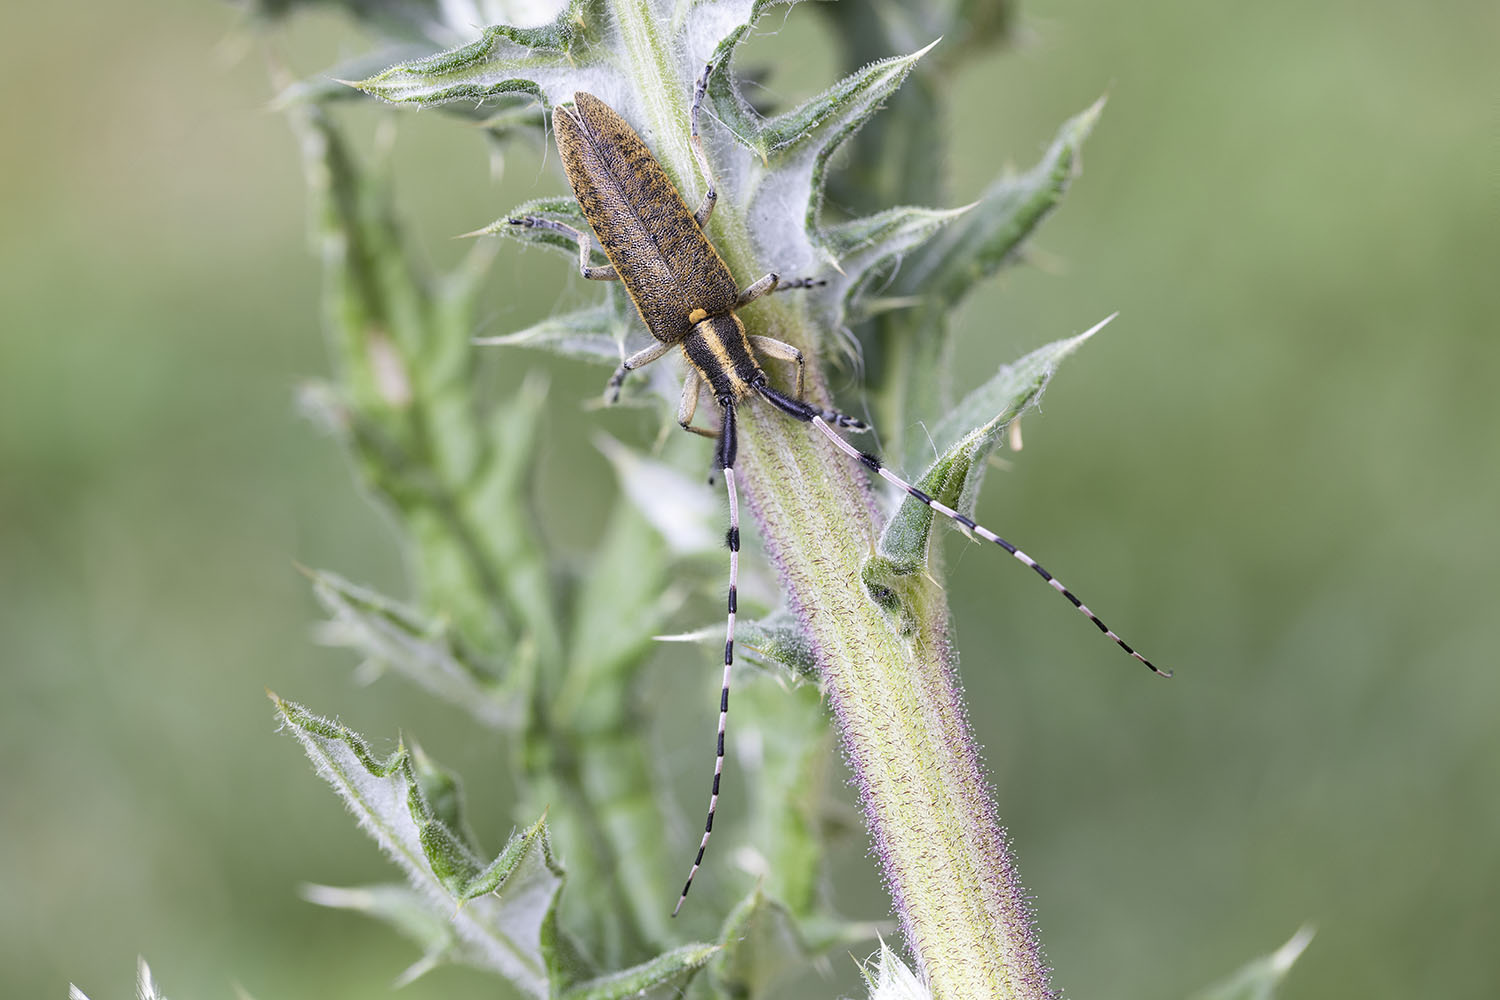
[822,204,974,270]
[655,612,818,684]
[474,305,623,364]
[704,40,940,349]
[475,291,680,407]
[470,197,590,248]
[893,97,1104,305]
[877,320,1108,574]
[821,203,974,323]
[344,0,773,122]
[736,40,937,166]
[273,44,438,107]
[409,742,478,843]
[308,568,521,727]
[1191,926,1315,1000]
[68,957,170,1000]
[751,41,940,238]
[732,612,819,682]
[595,433,721,555]
[280,40,551,132]
[301,882,466,986]
[559,943,719,1000]
[351,4,585,107]
[846,99,1105,450]
[859,941,933,1000]
[273,695,562,996]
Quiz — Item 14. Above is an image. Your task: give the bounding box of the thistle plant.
[239,2,1308,999]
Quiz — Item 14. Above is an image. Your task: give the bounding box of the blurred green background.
[3,1,1495,998]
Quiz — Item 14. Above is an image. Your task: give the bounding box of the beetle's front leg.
[689,60,718,229]
[735,272,779,307]
[734,273,827,310]
[507,216,618,281]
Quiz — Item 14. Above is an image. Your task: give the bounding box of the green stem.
[733,374,1051,1000]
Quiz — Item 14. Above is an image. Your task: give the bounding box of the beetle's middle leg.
[607,339,674,402]
[676,367,720,438]
[507,216,618,281]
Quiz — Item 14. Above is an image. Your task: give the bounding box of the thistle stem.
[734,393,1052,1000]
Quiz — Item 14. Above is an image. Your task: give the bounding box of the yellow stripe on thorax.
[683,314,760,399]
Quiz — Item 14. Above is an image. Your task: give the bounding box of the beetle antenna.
[807,414,1170,678]
[674,403,741,916]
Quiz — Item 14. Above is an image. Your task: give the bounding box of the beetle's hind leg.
[750,336,866,431]
[507,216,617,281]
[747,334,806,399]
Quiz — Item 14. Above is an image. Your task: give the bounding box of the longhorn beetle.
[507,62,1168,916]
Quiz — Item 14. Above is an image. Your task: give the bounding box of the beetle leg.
[735,272,779,308]
[606,339,674,402]
[676,367,719,438]
[747,340,867,431]
[747,334,806,400]
[689,61,718,228]
[755,379,868,432]
[507,216,617,281]
[736,273,828,309]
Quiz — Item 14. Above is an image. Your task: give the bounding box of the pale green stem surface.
[729,341,1049,1000]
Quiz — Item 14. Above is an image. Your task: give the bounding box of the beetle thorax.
[681,313,764,401]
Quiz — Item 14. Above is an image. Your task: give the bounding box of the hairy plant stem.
[730,322,1050,1000]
